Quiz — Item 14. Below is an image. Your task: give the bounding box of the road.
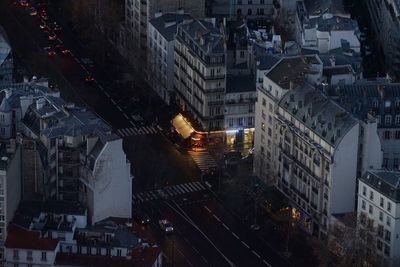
[0,1,292,266]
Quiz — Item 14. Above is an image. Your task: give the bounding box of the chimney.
[23,76,29,83]
[289,81,294,90]
[378,84,385,100]
[177,8,184,15]
[330,56,336,67]
[36,98,46,110]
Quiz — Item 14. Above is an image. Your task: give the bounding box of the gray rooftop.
[324,80,400,124]
[306,14,359,32]
[361,170,400,202]
[177,19,225,58]
[266,55,320,90]
[149,13,192,42]
[304,0,347,16]
[0,25,11,67]
[279,84,357,147]
[226,74,255,93]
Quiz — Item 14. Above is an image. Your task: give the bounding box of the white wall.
[5,246,59,267]
[330,123,359,214]
[91,139,132,223]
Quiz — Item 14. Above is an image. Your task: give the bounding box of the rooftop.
[279,84,357,147]
[226,74,255,93]
[360,170,400,202]
[5,225,59,251]
[0,25,11,67]
[55,246,161,267]
[149,13,192,42]
[266,55,320,90]
[304,0,347,17]
[306,14,358,32]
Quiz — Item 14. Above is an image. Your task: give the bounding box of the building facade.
[148,12,192,105]
[0,80,132,224]
[0,26,13,86]
[366,0,400,80]
[358,170,400,267]
[124,0,205,73]
[253,55,382,238]
[174,19,226,130]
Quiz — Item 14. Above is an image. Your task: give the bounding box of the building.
[231,0,275,19]
[148,12,192,105]
[174,19,226,131]
[325,79,400,171]
[0,80,132,224]
[300,13,360,54]
[366,0,400,80]
[224,74,256,145]
[0,143,21,263]
[358,170,400,267]
[253,55,382,237]
[124,0,205,73]
[4,202,162,267]
[0,26,13,86]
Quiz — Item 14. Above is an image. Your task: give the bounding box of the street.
[0,1,293,266]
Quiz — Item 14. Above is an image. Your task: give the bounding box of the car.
[39,24,46,30]
[84,75,95,82]
[48,34,57,41]
[41,14,49,21]
[44,46,56,56]
[55,45,71,56]
[159,219,174,233]
[134,212,150,225]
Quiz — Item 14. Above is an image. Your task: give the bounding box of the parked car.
[134,212,150,225]
[44,46,56,56]
[159,219,174,233]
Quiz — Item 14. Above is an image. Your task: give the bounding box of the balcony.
[208,100,224,106]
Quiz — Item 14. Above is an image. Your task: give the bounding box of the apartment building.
[300,13,360,54]
[0,143,21,264]
[148,12,192,105]
[124,0,205,72]
[254,55,382,237]
[326,80,400,171]
[4,202,162,267]
[174,19,226,130]
[366,0,400,79]
[0,80,132,224]
[232,0,275,18]
[225,74,256,144]
[358,170,400,267]
[0,26,13,86]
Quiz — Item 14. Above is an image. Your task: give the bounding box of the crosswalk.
[132,181,206,203]
[188,150,218,172]
[116,125,161,137]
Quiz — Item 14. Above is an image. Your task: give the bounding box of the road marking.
[104,91,110,97]
[232,232,240,240]
[263,259,272,267]
[242,241,250,248]
[156,125,163,131]
[204,206,212,213]
[110,99,116,105]
[252,250,261,258]
[117,106,123,112]
[130,121,135,126]
[123,113,129,119]
[222,223,230,231]
[213,214,221,222]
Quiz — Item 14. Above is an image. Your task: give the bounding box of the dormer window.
[373,100,379,109]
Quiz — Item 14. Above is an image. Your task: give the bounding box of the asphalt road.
[0,2,293,266]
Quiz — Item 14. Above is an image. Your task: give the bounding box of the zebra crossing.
[132,181,206,203]
[116,125,160,137]
[188,150,218,172]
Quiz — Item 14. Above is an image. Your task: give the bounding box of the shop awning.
[171,114,195,139]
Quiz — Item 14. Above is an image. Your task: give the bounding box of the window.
[387,202,392,212]
[117,249,122,257]
[27,251,32,260]
[394,158,399,169]
[361,200,366,210]
[261,122,265,131]
[267,127,272,137]
[247,9,252,15]
[362,186,366,196]
[248,0,252,3]
[369,191,374,201]
[262,98,266,107]
[13,250,18,260]
[41,252,47,261]
[387,216,391,227]
[379,211,383,221]
[384,244,390,256]
[385,115,392,125]
[96,248,101,255]
[385,230,391,242]
[396,115,400,125]
[396,131,400,139]
[369,204,373,214]
[268,103,272,112]
[380,197,384,207]
[260,0,265,3]
[106,249,111,256]
[384,131,390,139]
[240,51,245,58]
[383,158,389,168]
[377,240,383,251]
